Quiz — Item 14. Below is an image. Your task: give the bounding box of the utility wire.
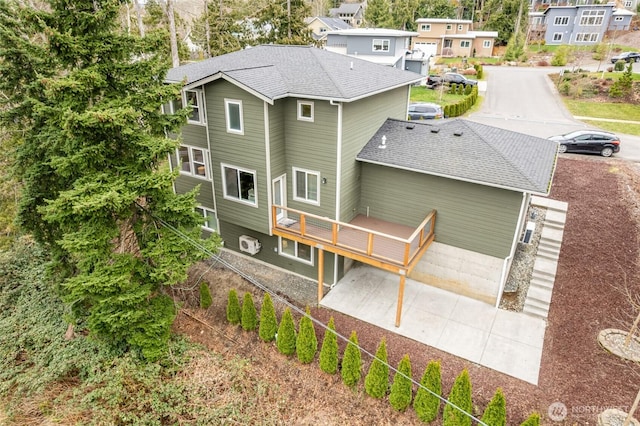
[143,206,488,425]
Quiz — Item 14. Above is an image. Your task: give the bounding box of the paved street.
[467,65,640,162]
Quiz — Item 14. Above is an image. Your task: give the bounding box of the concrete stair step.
[527,284,553,304]
[538,238,562,249]
[530,276,554,289]
[522,303,549,320]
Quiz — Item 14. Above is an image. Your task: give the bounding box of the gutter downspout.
[264,101,273,235]
[330,99,343,288]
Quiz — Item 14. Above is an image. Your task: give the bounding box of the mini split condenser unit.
[239,235,261,255]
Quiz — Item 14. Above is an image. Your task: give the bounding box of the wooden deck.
[271,206,436,274]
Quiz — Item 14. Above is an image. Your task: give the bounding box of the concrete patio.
[320,266,547,385]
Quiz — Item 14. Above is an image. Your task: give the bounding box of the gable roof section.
[356,119,558,195]
[166,45,422,103]
[316,16,352,30]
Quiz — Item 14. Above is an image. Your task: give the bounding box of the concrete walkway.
[320,266,547,385]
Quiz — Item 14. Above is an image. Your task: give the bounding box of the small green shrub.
[520,412,540,426]
[481,388,507,426]
[296,307,317,364]
[199,282,212,309]
[389,354,412,412]
[364,338,389,399]
[241,292,257,331]
[341,330,362,387]
[258,293,277,342]
[614,59,626,72]
[226,289,241,325]
[443,368,473,426]
[319,317,338,374]
[276,308,296,356]
[559,81,571,96]
[413,360,442,422]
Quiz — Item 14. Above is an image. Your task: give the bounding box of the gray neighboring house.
[305,16,352,44]
[329,2,365,28]
[325,28,429,79]
[357,118,558,306]
[165,45,557,325]
[529,3,634,45]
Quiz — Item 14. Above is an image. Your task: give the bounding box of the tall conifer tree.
[0,0,219,360]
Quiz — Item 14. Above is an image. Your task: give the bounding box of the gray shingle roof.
[356,118,558,195]
[166,45,422,102]
[316,17,352,30]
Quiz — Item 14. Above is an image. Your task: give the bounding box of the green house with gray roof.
[166,44,557,311]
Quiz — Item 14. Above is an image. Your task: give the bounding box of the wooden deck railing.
[272,206,436,269]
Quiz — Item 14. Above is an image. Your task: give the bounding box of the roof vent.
[430,128,440,133]
[406,123,415,130]
[378,135,387,149]
[350,61,354,70]
[453,131,464,136]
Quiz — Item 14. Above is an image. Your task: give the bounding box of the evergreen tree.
[258,293,278,342]
[416,0,456,20]
[610,62,634,98]
[392,0,419,30]
[413,360,442,422]
[365,0,394,28]
[276,308,296,356]
[443,369,473,426]
[319,317,339,374]
[364,338,389,399]
[199,282,212,309]
[241,292,257,331]
[481,388,507,426]
[191,0,251,57]
[389,354,413,412]
[341,330,362,388]
[255,0,313,45]
[227,289,241,325]
[520,412,540,426]
[0,0,219,361]
[296,306,318,364]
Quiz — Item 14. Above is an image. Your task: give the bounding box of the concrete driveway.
[468,65,640,162]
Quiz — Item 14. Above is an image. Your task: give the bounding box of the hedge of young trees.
[223,289,540,424]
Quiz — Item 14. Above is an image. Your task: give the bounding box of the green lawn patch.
[563,100,640,136]
[410,86,468,106]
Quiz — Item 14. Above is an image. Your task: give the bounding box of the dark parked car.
[426,72,478,88]
[548,130,621,157]
[611,51,640,63]
[408,103,443,120]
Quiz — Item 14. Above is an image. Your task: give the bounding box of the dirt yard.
[172,156,640,425]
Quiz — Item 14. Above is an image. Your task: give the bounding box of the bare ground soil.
[172,156,640,425]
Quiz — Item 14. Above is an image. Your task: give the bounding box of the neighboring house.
[305,16,352,44]
[528,3,633,45]
[412,18,498,57]
[165,45,557,325]
[325,28,429,78]
[329,2,366,28]
[529,0,639,15]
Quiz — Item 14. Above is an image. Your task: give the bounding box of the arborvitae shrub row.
[520,412,540,426]
[319,317,338,374]
[276,308,296,356]
[199,282,212,309]
[226,289,241,325]
[296,307,317,364]
[341,330,361,388]
[389,354,412,412]
[364,338,389,399]
[443,369,473,426]
[241,292,257,331]
[258,293,277,342]
[414,360,442,422]
[481,387,507,426]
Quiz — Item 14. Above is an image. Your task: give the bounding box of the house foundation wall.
[408,242,503,305]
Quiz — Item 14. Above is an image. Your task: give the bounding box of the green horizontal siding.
[174,175,214,208]
[340,87,410,223]
[180,124,208,149]
[359,163,522,258]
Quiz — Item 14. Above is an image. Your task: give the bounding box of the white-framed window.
[553,32,563,42]
[279,237,313,265]
[483,40,491,48]
[372,39,390,52]
[177,145,209,179]
[297,101,314,122]
[575,33,599,42]
[457,24,463,31]
[195,206,217,232]
[293,167,320,205]
[222,164,257,205]
[184,89,205,124]
[579,9,605,26]
[161,96,182,114]
[614,16,624,21]
[224,99,244,134]
[554,16,569,26]
[625,0,632,6]
[446,24,452,30]
[460,40,470,48]
[420,24,431,31]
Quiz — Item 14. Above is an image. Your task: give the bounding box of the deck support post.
[317,247,324,304]
[395,272,406,327]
